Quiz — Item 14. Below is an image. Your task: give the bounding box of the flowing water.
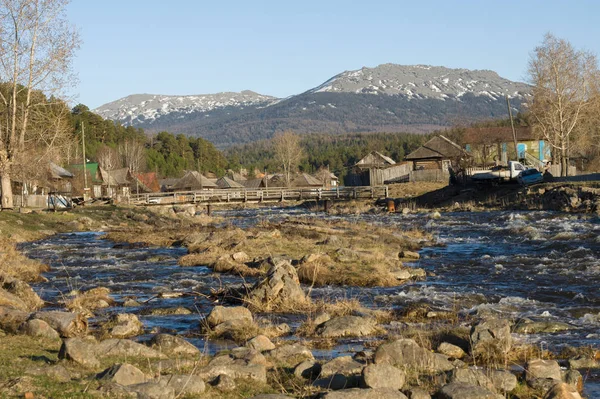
[20,209,600,395]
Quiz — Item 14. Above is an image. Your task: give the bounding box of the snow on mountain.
[93,90,278,125]
[308,64,530,101]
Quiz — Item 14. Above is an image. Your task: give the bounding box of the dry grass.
[65,287,114,316]
[0,238,49,282]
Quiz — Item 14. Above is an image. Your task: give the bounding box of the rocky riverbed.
[0,205,598,398]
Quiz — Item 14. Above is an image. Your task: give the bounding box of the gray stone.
[123,298,141,307]
[198,349,267,383]
[313,312,331,326]
[526,359,562,382]
[268,343,313,365]
[563,369,583,392]
[317,315,378,338]
[148,334,200,357]
[58,338,100,368]
[362,363,405,390]
[437,342,466,359]
[322,388,408,399]
[470,318,512,355]
[107,313,144,338]
[294,359,321,379]
[438,382,503,399]
[314,356,364,390]
[214,373,236,391]
[206,305,253,327]
[156,374,205,395]
[489,369,517,392]
[514,319,574,334]
[374,338,454,373]
[568,355,599,369]
[404,388,431,399]
[96,339,165,359]
[128,381,175,399]
[544,382,584,399]
[97,363,146,386]
[246,261,309,310]
[19,319,60,340]
[246,334,275,352]
[451,368,496,392]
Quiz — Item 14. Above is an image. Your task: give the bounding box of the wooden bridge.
[128,186,389,206]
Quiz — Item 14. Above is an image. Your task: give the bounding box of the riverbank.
[2,204,599,398]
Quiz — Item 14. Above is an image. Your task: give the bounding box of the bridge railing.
[128,186,388,205]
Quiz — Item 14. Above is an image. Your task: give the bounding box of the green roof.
[67,163,102,183]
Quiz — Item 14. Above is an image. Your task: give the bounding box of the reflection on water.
[20,209,600,395]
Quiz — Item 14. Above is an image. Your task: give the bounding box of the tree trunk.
[561,149,568,177]
[1,172,13,209]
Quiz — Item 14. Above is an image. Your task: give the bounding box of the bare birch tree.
[0,0,79,208]
[528,33,598,176]
[272,131,304,187]
[97,145,120,171]
[118,139,145,174]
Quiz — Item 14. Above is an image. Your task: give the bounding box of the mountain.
[93,64,532,147]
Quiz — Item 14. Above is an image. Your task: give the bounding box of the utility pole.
[506,95,519,160]
[82,122,89,201]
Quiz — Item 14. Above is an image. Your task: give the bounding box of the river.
[20,208,600,395]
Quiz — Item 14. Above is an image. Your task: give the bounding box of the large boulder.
[544,383,584,399]
[450,368,496,392]
[19,319,60,340]
[321,388,408,399]
[96,339,165,359]
[31,311,88,338]
[373,338,454,373]
[267,343,314,366]
[316,316,379,338]
[97,363,146,386]
[197,348,267,383]
[127,382,175,399]
[438,382,503,399]
[489,370,518,393]
[437,342,466,359]
[470,318,512,357]
[148,334,200,357]
[245,260,309,311]
[58,338,100,368]
[0,276,44,310]
[525,359,562,391]
[361,363,405,390]
[246,335,275,352]
[206,306,252,327]
[314,356,364,390]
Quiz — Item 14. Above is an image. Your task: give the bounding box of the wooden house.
[133,172,160,193]
[291,173,323,188]
[171,171,218,191]
[405,135,470,172]
[217,176,245,189]
[99,167,134,198]
[349,151,408,186]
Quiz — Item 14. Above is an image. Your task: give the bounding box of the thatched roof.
[173,171,218,190]
[405,135,468,161]
[217,176,244,189]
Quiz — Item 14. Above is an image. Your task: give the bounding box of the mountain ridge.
[93,63,531,147]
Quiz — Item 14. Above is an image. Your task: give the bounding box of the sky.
[68,0,600,109]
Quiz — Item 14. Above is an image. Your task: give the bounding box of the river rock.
[246,334,275,352]
[246,260,309,310]
[214,373,236,391]
[361,363,405,390]
[437,342,466,359]
[96,338,165,359]
[514,319,574,334]
[489,369,518,392]
[399,250,420,260]
[231,251,250,262]
[294,359,321,379]
[58,338,100,368]
[148,334,200,357]
[313,312,331,326]
[544,382,584,399]
[267,343,314,365]
[123,298,141,307]
[404,388,431,399]
[0,306,30,333]
[0,276,44,310]
[19,319,60,340]
[106,313,143,338]
[198,348,267,383]
[31,311,88,338]
[438,382,503,399]
[563,369,583,392]
[568,355,600,369]
[316,315,378,338]
[206,305,253,327]
[450,368,496,392]
[156,374,205,395]
[141,306,192,316]
[374,338,454,373]
[321,388,408,399]
[526,359,562,382]
[314,356,364,389]
[97,363,146,386]
[127,382,175,399]
[470,318,512,356]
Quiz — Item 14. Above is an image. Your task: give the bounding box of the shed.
[216,176,245,189]
[355,151,396,169]
[404,135,469,171]
[291,173,324,188]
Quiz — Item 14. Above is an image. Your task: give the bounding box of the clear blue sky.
[68,0,600,109]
